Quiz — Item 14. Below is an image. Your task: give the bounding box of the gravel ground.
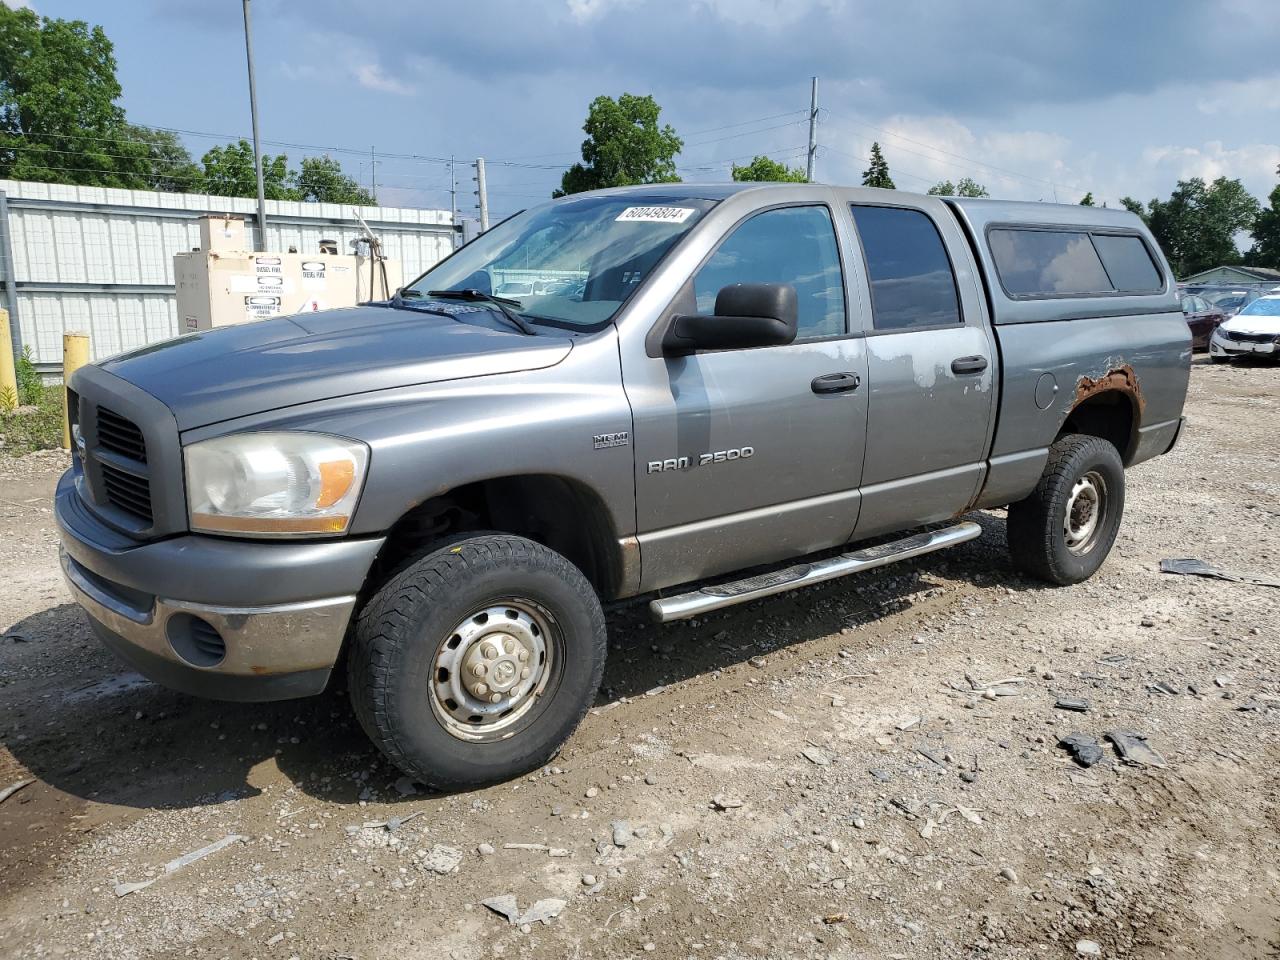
[0,359,1276,960]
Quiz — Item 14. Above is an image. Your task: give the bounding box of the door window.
[850,205,963,330]
[693,205,845,339]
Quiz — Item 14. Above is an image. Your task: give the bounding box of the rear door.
[845,199,998,539]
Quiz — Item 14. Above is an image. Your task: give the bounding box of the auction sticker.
[615,206,695,224]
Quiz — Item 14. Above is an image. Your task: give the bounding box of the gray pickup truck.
[56,184,1189,788]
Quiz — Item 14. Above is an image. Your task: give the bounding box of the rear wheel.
[348,534,606,790]
[1007,434,1125,585]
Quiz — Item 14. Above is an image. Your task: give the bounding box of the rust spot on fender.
[1072,363,1145,416]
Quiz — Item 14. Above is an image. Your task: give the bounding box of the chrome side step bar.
[649,521,982,623]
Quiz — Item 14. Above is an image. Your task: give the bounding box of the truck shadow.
[0,512,1028,818]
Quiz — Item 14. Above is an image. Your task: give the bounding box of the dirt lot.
[1,358,1277,960]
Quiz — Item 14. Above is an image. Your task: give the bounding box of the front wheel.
[1007,434,1125,585]
[348,534,606,791]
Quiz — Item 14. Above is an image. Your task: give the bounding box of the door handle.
[811,372,861,394]
[951,355,988,375]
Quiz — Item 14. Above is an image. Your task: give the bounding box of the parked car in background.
[1209,294,1280,363]
[1179,293,1226,350]
[494,280,535,299]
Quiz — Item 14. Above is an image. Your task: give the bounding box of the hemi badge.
[593,431,629,450]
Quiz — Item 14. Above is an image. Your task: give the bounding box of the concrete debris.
[393,776,420,796]
[1076,939,1102,956]
[346,810,423,835]
[801,746,833,766]
[418,844,463,875]
[611,821,632,847]
[1059,733,1105,768]
[114,834,247,897]
[1055,697,1090,713]
[710,795,743,811]
[1148,681,1181,696]
[483,895,566,927]
[0,778,34,804]
[1106,730,1167,768]
[1159,557,1280,589]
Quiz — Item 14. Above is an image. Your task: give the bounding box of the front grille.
[97,406,147,462]
[101,462,153,523]
[1224,330,1275,344]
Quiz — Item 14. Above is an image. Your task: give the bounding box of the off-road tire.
[348,534,606,791]
[1007,434,1125,586]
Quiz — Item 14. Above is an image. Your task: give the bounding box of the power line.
[822,112,1059,188]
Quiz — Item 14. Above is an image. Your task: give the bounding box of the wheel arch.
[1058,371,1142,465]
[364,473,629,601]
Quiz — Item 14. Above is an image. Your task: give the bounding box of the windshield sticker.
[615,206,696,224]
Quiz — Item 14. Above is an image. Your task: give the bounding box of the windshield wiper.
[428,289,537,336]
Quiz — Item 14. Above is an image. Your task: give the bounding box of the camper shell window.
[988,226,1164,300]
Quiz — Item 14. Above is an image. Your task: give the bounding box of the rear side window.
[1091,234,1162,292]
[849,205,962,330]
[989,227,1163,297]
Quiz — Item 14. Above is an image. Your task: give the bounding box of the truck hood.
[99,305,574,430]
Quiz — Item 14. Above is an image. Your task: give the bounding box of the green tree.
[555,93,682,197]
[731,155,807,183]
[1119,196,1148,222]
[121,124,203,192]
[861,142,895,189]
[1246,166,1280,269]
[296,155,375,204]
[1078,192,1096,206]
[1147,177,1259,277]
[200,139,297,200]
[0,7,139,187]
[927,177,988,197]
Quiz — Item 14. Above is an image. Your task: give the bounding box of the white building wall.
[0,179,454,366]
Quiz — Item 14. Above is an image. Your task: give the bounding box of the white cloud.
[1195,75,1280,116]
[826,114,1083,201]
[351,62,414,96]
[1142,140,1280,186]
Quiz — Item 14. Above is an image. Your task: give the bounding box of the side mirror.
[663,282,799,355]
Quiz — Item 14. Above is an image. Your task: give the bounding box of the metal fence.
[0,179,455,370]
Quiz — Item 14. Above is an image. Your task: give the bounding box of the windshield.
[405,195,716,329]
[1239,297,1280,317]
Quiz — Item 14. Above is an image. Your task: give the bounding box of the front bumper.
[55,470,384,701]
[1209,334,1279,358]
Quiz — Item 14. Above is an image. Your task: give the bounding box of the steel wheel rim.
[1063,470,1106,555]
[429,599,559,743]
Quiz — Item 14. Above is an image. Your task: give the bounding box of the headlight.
[185,432,369,537]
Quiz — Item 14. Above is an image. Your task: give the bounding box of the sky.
[16,0,1280,222]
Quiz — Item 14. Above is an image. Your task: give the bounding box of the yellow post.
[61,331,90,449]
[0,309,16,410]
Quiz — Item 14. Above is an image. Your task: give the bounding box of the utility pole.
[806,76,818,183]
[241,0,268,249]
[474,157,489,232]
[370,146,378,204]
[449,156,458,248]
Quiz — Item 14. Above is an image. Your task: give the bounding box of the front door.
[623,203,870,592]
[845,200,997,539]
